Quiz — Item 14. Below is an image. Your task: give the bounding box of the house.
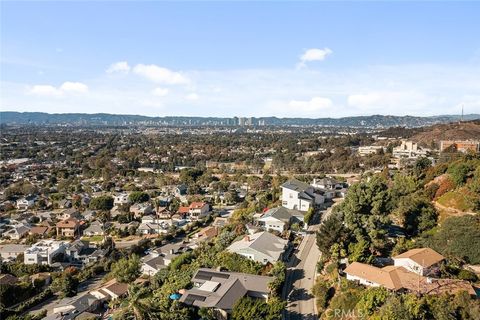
[16,195,36,210]
[24,240,67,265]
[112,221,139,232]
[188,202,210,220]
[175,184,188,197]
[194,226,219,242]
[82,210,97,221]
[4,223,31,240]
[29,225,50,237]
[0,274,19,286]
[130,203,153,218]
[177,206,191,219]
[227,231,288,265]
[140,242,191,275]
[256,207,304,233]
[393,248,444,276]
[65,240,107,265]
[311,177,343,190]
[52,279,128,318]
[344,262,475,296]
[56,218,80,237]
[137,222,167,235]
[245,223,262,235]
[179,268,273,318]
[58,199,72,209]
[212,217,229,228]
[83,221,105,236]
[113,193,130,205]
[156,207,173,220]
[0,244,29,261]
[281,179,323,211]
[141,255,168,276]
[60,208,83,221]
[156,196,171,207]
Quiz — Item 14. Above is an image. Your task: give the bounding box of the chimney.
[243,235,250,242]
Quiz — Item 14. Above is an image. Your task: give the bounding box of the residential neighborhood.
[2,2,480,317]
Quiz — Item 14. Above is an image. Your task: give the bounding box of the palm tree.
[113,285,158,320]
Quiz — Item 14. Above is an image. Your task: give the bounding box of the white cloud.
[151,87,169,97]
[29,85,62,97]
[133,64,189,85]
[298,48,332,68]
[288,96,333,112]
[28,82,88,97]
[106,61,131,74]
[347,91,430,110]
[347,93,382,107]
[10,63,478,117]
[59,81,89,94]
[185,93,199,101]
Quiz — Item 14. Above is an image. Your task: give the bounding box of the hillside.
[410,120,480,146]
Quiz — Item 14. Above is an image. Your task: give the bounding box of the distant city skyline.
[1,1,480,117]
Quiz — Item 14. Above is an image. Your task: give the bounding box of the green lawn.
[81,235,104,242]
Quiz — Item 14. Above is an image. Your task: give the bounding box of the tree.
[393,194,438,236]
[231,296,284,320]
[421,214,480,264]
[89,195,114,211]
[129,191,150,204]
[109,255,141,283]
[316,212,347,257]
[414,157,432,177]
[113,285,158,320]
[267,261,286,296]
[447,162,471,186]
[51,273,78,298]
[355,287,389,316]
[304,207,315,225]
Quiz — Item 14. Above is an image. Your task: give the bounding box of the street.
[283,202,338,320]
[25,274,105,317]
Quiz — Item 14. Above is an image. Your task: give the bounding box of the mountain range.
[1,111,479,129]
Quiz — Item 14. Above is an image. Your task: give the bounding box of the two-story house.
[56,218,80,237]
[281,179,324,211]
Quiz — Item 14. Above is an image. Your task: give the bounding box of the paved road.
[283,202,339,320]
[25,275,105,317]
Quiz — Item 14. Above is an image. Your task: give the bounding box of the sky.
[1,1,480,118]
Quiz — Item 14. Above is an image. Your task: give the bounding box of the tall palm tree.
[113,285,158,320]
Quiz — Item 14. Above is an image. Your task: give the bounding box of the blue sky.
[1,1,480,117]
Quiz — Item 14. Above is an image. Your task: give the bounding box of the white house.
[256,207,304,233]
[227,231,288,264]
[24,240,67,265]
[188,202,210,220]
[281,179,323,211]
[16,196,36,210]
[141,255,167,276]
[392,248,444,276]
[113,193,130,205]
